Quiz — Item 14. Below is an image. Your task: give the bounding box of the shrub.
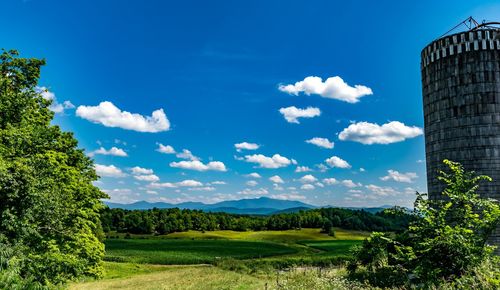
[348,160,500,288]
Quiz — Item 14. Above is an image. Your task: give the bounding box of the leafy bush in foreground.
[348,160,500,288]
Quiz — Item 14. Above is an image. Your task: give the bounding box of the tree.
[348,160,500,287]
[0,50,107,287]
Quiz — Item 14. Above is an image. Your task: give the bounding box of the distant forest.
[101,206,413,235]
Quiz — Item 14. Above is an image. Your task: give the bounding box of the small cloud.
[341,179,362,188]
[323,178,338,185]
[149,179,203,188]
[234,142,260,152]
[278,76,372,103]
[188,186,216,192]
[157,143,175,154]
[301,184,315,190]
[94,164,126,178]
[37,86,75,114]
[269,175,285,184]
[245,172,262,178]
[134,174,160,182]
[325,156,351,169]
[210,181,227,185]
[295,166,312,173]
[279,106,321,124]
[246,180,259,187]
[89,146,127,157]
[130,166,154,175]
[170,160,227,172]
[305,137,334,149]
[299,174,318,183]
[176,149,200,161]
[380,170,418,183]
[316,164,329,172]
[243,154,296,169]
[238,188,269,195]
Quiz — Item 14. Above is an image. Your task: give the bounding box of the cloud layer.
[76,101,170,133]
[279,76,373,103]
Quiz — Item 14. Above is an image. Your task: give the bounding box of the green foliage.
[101,205,413,235]
[0,50,107,286]
[348,160,500,288]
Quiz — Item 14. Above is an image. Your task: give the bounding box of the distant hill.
[105,197,315,214]
[342,206,393,214]
[270,206,312,214]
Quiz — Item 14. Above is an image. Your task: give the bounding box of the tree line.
[101,206,414,235]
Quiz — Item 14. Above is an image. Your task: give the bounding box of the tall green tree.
[0,50,107,286]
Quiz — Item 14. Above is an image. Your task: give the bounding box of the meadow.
[72,228,368,289]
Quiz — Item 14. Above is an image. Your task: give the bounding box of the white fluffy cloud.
[323,178,338,185]
[299,174,318,183]
[188,186,216,192]
[269,175,284,184]
[130,166,153,175]
[295,166,312,173]
[338,121,423,145]
[76,101,170,133]
[175,149,200,161]
[169,160,227,172]
[245,172,262,178]
[177,180,204,187]
[149,179,203,188]
[365,184,398,196]
[301,184,315,190]
[271,194,306,200]
[94,164,126,178]
[210,181,227,185]
[243,154,296,169]
[134,174,160,182]
[325,156,351,169]
[305,137,334,149]
[37,86,75,114]
[279,106,321,124]
[157,143,175,154]
[342,179,362,188]
[278,76,373,103]
[156,145,199,161]
[246,180,258,187]
[380,170,418,183]
[234,142,260,152]
[89,146,127,157]
[238,188,269,195]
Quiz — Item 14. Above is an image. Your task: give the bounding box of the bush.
[348,160,500,288]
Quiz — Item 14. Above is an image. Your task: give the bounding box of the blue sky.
[3,0,499,207]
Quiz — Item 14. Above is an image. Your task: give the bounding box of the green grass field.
[71,262,272,290]
[74,228,369,289]
[105,239,297,264]
[301,240,363,257]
